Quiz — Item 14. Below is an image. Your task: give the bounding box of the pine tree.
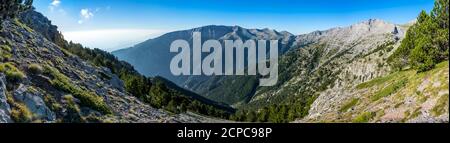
[389,0,449,72]
[431,0,449,60]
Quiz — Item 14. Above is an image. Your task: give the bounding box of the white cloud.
[51,0,61,7]
[49,0,62,13]
[81,9,94,19]
[63,29,167,51]
[78,8,94,24]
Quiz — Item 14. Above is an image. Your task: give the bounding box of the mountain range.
[113,19,404,106]
[1,1,448,123]
[114,18,449,122]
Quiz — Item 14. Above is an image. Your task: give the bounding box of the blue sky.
[33,0,435,51]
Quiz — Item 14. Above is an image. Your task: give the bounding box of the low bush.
[339,98,359,113]
[44,65,111,114]
[0,63,25,82]
[10,103,33,123]
[371,78,408,102]
[352,112,375,123]
[28,63,43,75]
[8,96,33,123]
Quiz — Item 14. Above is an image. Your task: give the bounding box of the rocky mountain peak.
[348,19,397,35]
[363,18,387,25]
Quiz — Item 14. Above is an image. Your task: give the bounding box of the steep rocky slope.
[298,4,450,123]
[287,19,448,123]
[190,19,408,108]
[250,19,405,106]
[0,17,226,123]
[302,61,448,123]
[231,17,448,123]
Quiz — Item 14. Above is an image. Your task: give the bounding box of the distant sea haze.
[62,29,167,51]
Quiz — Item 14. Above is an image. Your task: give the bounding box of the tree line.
[389,0,449,72]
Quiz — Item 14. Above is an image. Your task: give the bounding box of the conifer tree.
[389,0,449,72]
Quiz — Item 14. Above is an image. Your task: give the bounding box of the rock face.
[302,62,449,123]
[0,74,12,123]
[13,85,56,122]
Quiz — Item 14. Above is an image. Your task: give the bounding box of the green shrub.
[43,95,62,112]
[10,103,33,123]
[371,78,408,102]
[6,70,25,82]
[0,63,25,82]
[8,96,33,123]
[431,94,449,116]
[0,45,12,62]
[410,107,422,119]
[356,71,406,89]
[0,63,12,73]
[44,65,111,114]
[62,95,85,123]
[1,54,12,61]
[27,64,43,75]
[339,98,359,112]
[353,112,375,123]
[0,64,5,73]
[0,45,12,52]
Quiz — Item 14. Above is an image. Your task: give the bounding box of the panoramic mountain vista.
[114,1,449,123]
[1,0,448,124]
